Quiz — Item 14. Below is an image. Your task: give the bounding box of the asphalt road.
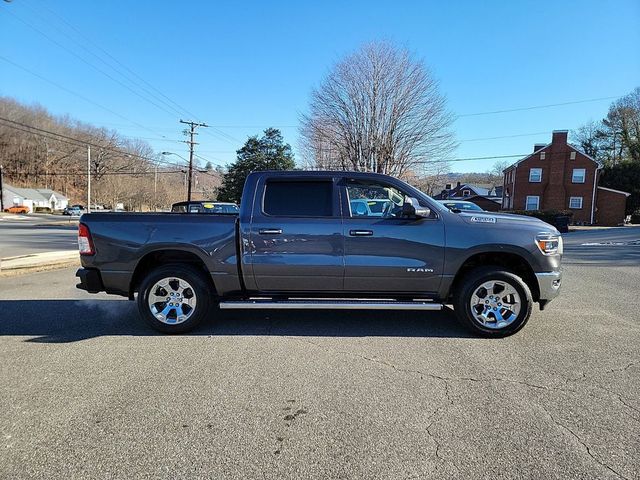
[0,214,78,258]
[0,228,638,479]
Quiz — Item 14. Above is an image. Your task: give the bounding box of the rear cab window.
[262,180,335,217]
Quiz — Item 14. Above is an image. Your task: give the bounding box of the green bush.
[630,210,640,225]
[34,206,52,213]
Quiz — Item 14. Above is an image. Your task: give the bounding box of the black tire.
[453,266,533,338]
[137,264,213,333]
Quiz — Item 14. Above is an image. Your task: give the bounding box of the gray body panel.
[79,171,562,303]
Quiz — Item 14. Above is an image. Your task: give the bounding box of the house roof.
[598,186,631,197]
[3,184,68,201]
[503,141,599,172]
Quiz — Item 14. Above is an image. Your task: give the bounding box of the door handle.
[258,228,283,235]
[349,229,373,236]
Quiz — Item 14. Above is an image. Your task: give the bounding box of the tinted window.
[346,182,407,218]
[264,181,333,216]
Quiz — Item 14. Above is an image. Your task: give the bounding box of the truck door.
[340,177,445,295]
[247,177,344,293]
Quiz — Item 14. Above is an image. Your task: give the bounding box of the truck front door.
[341,178,445,295]
[247,177,344,293]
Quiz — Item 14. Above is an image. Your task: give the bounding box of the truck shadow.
[0,299,473,343]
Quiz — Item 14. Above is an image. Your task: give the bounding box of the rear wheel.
[454,267,533,337]
[137,264,212,333]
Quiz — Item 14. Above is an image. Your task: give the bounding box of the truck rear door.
[246,176,344,293]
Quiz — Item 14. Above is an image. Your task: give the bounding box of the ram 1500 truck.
[76,171,563,337]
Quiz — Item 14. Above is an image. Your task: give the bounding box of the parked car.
[63,206,82,216]
[77,170,563,338]
[438,200,484,212]
[171,201,239,214]
[4,205,30,214]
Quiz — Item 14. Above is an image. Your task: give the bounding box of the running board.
[219,299,443,311]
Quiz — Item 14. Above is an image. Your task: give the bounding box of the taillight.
[78,223,95,255]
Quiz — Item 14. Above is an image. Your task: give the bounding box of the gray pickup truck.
[76,170,563,337]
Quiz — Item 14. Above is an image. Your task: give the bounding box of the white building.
[2,184,69,212]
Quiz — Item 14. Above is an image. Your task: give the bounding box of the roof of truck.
[252,170,398,178]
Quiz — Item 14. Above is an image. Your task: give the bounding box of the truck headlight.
[535,233,562,256]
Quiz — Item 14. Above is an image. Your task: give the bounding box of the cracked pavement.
[1,229,639,479]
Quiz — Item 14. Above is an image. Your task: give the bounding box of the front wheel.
[453,267,533,337]
[137,264,213,333]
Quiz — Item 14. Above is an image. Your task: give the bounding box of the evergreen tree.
[217,128,295,203]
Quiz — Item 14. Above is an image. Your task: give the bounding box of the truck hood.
[457,211,559,233]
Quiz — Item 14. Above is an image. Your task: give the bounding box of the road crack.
[538,403,630,480]
[291,338,636,477]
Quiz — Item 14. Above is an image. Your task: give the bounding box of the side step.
[219,299,443,311]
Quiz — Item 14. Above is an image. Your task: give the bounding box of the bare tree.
[300,41,456,178]
[0,95,165,208]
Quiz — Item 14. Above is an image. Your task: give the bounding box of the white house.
[2,184,69,212]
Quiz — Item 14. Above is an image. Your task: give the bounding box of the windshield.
[440,201,483,212]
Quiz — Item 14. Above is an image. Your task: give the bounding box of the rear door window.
[263,180,334,217]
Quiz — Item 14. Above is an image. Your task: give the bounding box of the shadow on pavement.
[0,299,472,343]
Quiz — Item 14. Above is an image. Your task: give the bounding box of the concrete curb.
[0,250,79,275]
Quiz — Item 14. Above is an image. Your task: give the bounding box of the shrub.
[504,209,573,225]
[630,210,640,225]
[34,207,52,213]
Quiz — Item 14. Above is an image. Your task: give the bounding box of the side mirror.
[402,197,431,218]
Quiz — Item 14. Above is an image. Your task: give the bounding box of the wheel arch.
[129,248,216,298]
[448,249,540,302]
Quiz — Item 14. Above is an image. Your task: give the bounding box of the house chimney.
[533,143,546,152]
[552,130,568,145]
[456,181,461,188]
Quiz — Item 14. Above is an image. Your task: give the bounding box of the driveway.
[0,228,638,479]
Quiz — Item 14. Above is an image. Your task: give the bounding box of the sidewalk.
[0,250,79,275]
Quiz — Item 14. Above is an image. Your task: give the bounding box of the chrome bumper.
[535,271,562,303]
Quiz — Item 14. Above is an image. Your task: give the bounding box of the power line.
[0,116,184,168]
[457,95,620,118]
[4,169,185,177]
[30,0,204,126]
[0,9,186,123]
[2,6,239,146]
[459,131,551,142]
[0,55,174,140]
[0,116,547,168]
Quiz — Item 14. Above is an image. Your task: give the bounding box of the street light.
[161,151,188,162]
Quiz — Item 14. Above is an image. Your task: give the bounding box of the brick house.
[502,130,629,225]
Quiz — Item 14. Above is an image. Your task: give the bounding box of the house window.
[525,196,540,211]
[529,168,542,183]
[462,189,470,197]
[569,197,583,209]
[445,183,452,190]
[540,152,546,160]
[570,151,576,160]
[572,168,586,183]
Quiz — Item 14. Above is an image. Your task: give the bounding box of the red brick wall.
[502,131,598,223]
[595,188,628,226]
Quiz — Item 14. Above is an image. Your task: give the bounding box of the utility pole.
[154,163,158,211]
[179,119,208,201]
[0,164,4,212]
[87,145,91,213]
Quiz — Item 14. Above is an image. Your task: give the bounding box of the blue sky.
[1,0,638,173]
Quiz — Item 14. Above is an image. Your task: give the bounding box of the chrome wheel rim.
[469,280,521,329]
[147,277,197,325]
